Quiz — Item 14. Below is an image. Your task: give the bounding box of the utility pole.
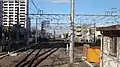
[16,7,19,44]
[54,29,55,40]
[94,23,96,43]
[35,18,38,44]
[7,14,11,52]
[69,0,75,63]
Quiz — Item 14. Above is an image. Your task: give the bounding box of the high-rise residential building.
[0,0,3,42]
[3,0,29,28]
[0,0,3,26]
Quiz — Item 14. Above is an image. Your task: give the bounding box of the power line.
[29,7,36,13]
[29,13,120,16]
[30,0,38,11]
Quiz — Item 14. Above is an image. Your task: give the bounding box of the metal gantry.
[29,13,120,34]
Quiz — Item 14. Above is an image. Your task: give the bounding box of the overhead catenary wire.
[30,0,39,12]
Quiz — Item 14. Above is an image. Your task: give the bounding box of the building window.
[4,12,7,14]
[20,2,25,3]
[15,1,19,3]
[20,21,25,23]
[15,15,17,17]
[4,7,8,8]
[110,37,117,56]
[20,15,25,17]
[9,19,13,22]
[9,4,14,6]
[9,15,13,18]
[9,10,13,11]
[20,10,25,11]
[3,17,7,19]
[9,12,13,14]
[9,1,14,3]
[20,4,25,6]
[20,7,25,9]
[20,13,25,14]
[4,15,8,17]
[20,18,25,20]
[4,23,7,25]
[4,9,8,11]
[3,20,7,22]
[3,1,8,3]
[9,7,13,8]
[4,4,8,6]
[4,18,7,21]
[4,8,8,10]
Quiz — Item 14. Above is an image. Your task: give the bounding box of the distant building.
[3,0,29,29]
[74,26,92,42]
[74,26,101,43]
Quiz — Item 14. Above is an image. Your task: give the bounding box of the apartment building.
[3,0,29,28]
[0,0,3,43]
[0,0,3,25]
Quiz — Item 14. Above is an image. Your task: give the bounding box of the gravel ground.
[0,52,27,67]
[0,46,92,67]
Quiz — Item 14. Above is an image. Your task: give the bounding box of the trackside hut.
[96,25,120,67]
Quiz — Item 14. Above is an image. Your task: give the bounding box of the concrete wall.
[102,37,120,67]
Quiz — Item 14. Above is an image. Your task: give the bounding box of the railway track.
[15,42,60,67]
[0,43,39,59]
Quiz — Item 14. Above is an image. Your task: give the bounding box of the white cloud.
[47,0,70,3]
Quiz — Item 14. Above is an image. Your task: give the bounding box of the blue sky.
[29,0,120,34]
[29,0,120,14]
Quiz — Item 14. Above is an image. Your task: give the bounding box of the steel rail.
[19,47,55,67]
[19,43,57,67]
[0,43,38,59]
[32,48,59,67]
[15,43,42,67]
